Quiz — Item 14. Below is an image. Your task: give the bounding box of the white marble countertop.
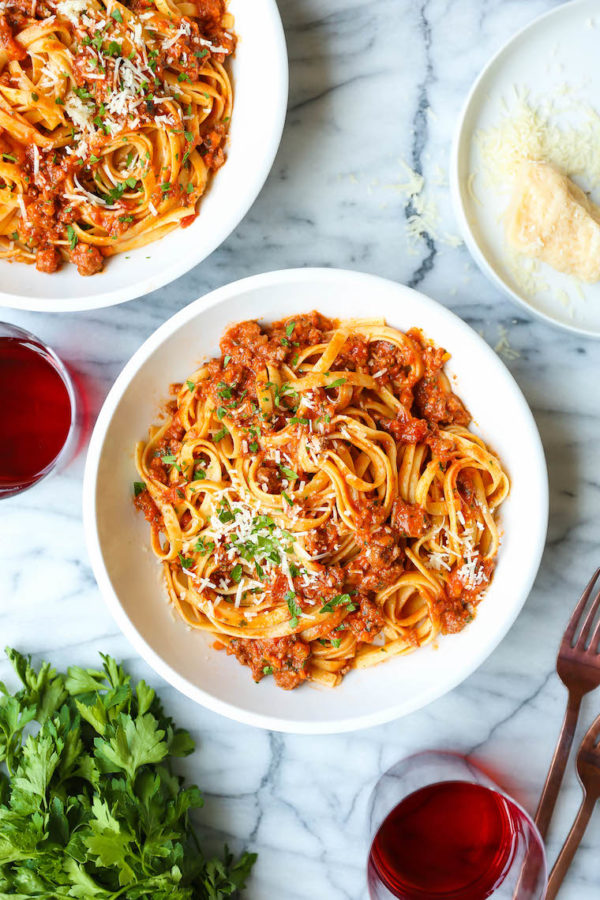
[1,0,599,896]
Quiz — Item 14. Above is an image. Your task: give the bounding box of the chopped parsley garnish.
[262,665,273,675]
[178,552,194,570]
[280,465,298,480]
[1,153,16,162]
[223,355,231,367]
[290,416,309,426]
[217,499,238,524]
[186,379,195,391]
[230,564,243,584]
[285,322,295,337]
[281,491,293,507]
[217,381,234,399]
[195,537,215,555]
[212,426,229,442]
[327,377,347,389]
[319,593,356,614]
[133,481,145,496]
[195,48,208,58]
[285,591,302,628]
[66,224,78,250]
[111,7,123,22]
[249,441,259,453]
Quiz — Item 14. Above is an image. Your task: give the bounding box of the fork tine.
[590,613,600,655]
[583,713,600,745]
[564,568,600,645]
[575,588,600,649]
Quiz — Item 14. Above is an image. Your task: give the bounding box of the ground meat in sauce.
[0,14,26,59]
[367,339,416,388]
[296,564,345,605]
[346,529,404,592]
[226,636,311,690]
[148,417,185,485]
[221,313,334,371]
[391,498,430,538]
[303,522,340,558]
[383,409,429,445]
[134,489,163,533]
[434,593,472,635]
[193,0,225,28]
[35,245,62,274]
[413,376,471,426]
[256,460,283,494]
[70,243,104,276]
[345,596,384,643]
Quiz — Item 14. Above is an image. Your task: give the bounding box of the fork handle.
[545,791,596,900]
[535,692,582,839]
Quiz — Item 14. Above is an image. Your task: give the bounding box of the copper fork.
[535,567,600,840]
[545,713,600,899]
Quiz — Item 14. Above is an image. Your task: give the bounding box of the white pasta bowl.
[0,0,287,312]
[83,268,548,733]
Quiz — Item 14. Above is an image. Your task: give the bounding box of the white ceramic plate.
[451,0,600,337]
[0,0,287,313]
[83,269,548,733]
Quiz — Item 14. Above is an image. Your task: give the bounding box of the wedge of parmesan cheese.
[505,160,600,282]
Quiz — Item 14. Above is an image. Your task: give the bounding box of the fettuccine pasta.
[134,313,510,690]
[0,0,234,275]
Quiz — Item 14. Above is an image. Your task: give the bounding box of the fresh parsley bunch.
[0,649,256,899]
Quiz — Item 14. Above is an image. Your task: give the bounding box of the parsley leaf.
[285,591,302,628]
[319,593,356,614]
[66,224,78,250]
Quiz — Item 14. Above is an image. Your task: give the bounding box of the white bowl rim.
[0,0,288,314]
[449,0,600,339]
[83,267,549,733]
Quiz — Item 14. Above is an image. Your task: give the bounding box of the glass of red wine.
[0,322,76,499]
[367,751,547,900]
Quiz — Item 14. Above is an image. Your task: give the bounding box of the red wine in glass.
[0,325,75,498]
[367,753,547,900]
